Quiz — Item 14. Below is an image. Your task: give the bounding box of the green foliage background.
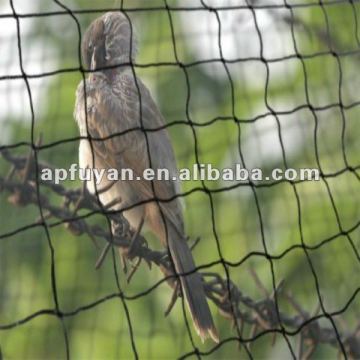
[0,0,359,359]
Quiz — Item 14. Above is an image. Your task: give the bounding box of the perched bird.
[74,11,218,343]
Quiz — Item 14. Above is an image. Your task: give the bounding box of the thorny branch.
[0,147,359,358]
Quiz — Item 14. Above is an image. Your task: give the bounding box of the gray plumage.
[74,11,218,343]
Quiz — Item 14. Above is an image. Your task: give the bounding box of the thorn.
[22,134,42,184]
[248,324,258,352]
[121,252,128,274]
[127,257,142,283]
[190,236,201,251]
[22,148,34,183]
[164,281,180,317]
[238,319,245,353]
[297,333,304,360]
[285,291,308,318]
[127,217,145,259]
[271,332,277,346]
[95,242,111,269]
[73,178,88,213]
[5,165,16,182]
[303,342,316,360]
[249,267,269,298]
[272,279,285,298]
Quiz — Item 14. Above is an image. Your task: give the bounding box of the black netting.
[0,0,360,359]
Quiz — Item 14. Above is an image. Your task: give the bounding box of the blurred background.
[0,0,360,358]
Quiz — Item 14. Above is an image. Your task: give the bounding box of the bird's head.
[82,12,137,75]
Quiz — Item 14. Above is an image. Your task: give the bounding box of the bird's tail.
[166,224,219,343]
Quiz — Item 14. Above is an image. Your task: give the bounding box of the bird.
[73,11,218,343]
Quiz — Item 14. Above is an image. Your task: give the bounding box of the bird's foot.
[113,215,147,282]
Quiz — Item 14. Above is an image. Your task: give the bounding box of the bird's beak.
[90,46,97,71]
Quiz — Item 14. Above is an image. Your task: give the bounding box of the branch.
[0,147,359,357]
